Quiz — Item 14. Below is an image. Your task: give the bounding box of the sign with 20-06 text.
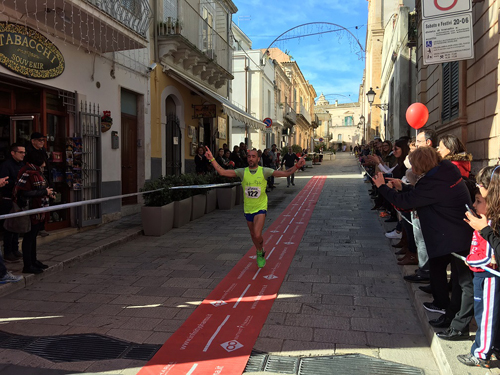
[422,13,474,65]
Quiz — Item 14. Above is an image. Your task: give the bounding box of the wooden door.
[121,113,137,205]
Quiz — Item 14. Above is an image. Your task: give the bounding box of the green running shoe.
[256,250,266,268]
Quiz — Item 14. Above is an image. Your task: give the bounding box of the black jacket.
[281,153,299,168]
[0,158,25,198]
[480,227,500,265]
[379,159,473,258]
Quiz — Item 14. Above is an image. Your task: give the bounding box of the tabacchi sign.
[0,22,65,79]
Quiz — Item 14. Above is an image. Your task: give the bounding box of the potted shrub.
[141,177,174,236]
[203,173,217,214]
[215,174,239,210]
[167,174,194,228]
[191,174,208,220]
[305,156,313,168]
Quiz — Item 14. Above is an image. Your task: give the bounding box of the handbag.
[3,202,31,233]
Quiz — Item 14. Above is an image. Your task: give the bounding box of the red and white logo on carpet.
[221,340,244,352]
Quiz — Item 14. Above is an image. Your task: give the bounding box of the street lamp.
[366,87,389,110]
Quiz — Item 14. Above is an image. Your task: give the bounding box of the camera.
[147,63,157,72]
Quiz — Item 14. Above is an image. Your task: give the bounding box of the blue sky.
[232,0,368,104]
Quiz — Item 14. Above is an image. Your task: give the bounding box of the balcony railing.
[299,104,312,124]
[284,104,297,125]
[274,107,284,124]
[157,0,231,74]
[86,0,152,37]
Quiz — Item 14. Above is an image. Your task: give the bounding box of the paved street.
[0,153,476,375]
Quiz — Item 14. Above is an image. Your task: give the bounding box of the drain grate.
[265,355,299,374]
[0,331,160,363]
[244,353,424,375]
[244,351,268,372]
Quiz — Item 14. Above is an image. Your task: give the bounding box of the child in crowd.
[462,166,500,368]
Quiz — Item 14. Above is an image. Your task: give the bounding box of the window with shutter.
[442,61,459,121]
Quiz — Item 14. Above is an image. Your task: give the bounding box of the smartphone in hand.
[465,204,479,218]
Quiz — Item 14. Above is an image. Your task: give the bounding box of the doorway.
[165,96,181,176]
[121,90,138,205]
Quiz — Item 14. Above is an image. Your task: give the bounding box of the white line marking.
[252,268,262,280]
[283,225,290,233]
[275,234,284,245]
[266,246,276,260]
[186,364,198,374]
[289,218,295,225]
[203,315,230,352]
[233,284,252,308]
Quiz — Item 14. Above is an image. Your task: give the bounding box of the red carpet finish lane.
[138,176,326,375]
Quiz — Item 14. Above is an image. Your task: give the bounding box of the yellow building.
[150,0,259,177]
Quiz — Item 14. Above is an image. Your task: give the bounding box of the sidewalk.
[0,214,143,297]
[0,153,493,374]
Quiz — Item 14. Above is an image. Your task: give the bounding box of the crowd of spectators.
[357,130,500,369]
[194,142,305,193]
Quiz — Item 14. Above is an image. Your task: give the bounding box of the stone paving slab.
[0,153,485,375]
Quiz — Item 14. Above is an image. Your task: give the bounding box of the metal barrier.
[0,182,241,221]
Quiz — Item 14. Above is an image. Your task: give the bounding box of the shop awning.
[165,67,265,131]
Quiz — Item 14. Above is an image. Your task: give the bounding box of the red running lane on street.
[138,176,326,375]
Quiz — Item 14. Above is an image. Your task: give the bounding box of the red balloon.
[406,103,429,129]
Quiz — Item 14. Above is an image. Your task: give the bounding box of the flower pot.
[173,197,192,228]
[305,160,313,168]
[101,121,112,133]
[216,187,236,210]
[206,189,217,214]
[141,203,174,236]
[191,194,206,221]
[235,186,243,206]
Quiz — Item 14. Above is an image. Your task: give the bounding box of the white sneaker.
[385,229,402,239]
[0,272,23,284]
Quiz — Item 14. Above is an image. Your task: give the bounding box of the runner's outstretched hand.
[205,147,214,160]
[296,158,305,168]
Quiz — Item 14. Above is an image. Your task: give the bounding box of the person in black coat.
[194,146,210,174]
[0,143,25,262]
[373,146,474,340]
[281,150,300,187]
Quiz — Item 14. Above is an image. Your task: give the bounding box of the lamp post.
[366,87,389,139]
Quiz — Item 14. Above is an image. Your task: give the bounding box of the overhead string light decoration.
[52,0,58,40]
[70,3,75,47]
[77,7,83,50]
[61,0,67,45]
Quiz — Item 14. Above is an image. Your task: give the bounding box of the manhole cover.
[244,353,424,375]
[0,331,160,363]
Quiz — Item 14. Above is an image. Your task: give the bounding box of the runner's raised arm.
[205,147,237,178]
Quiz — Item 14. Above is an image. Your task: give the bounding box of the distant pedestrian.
[281,149,300,187]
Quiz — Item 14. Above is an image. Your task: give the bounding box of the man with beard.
[204,147,305,268]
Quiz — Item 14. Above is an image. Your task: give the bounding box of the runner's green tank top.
[242,167,268,214]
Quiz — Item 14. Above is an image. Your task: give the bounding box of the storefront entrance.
[0,75,71,231]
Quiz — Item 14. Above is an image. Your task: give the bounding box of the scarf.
[14,163,49,223]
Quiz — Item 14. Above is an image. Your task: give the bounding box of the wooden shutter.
[442,61,459,121]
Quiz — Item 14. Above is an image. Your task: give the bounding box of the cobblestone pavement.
[0,153,481,375]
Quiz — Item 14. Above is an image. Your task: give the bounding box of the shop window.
[16,91,40,111]
[46,92,65,112]
[442,61,459,121]
[0,91,11,111]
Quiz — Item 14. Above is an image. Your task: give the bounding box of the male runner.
[205,147,305,268]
